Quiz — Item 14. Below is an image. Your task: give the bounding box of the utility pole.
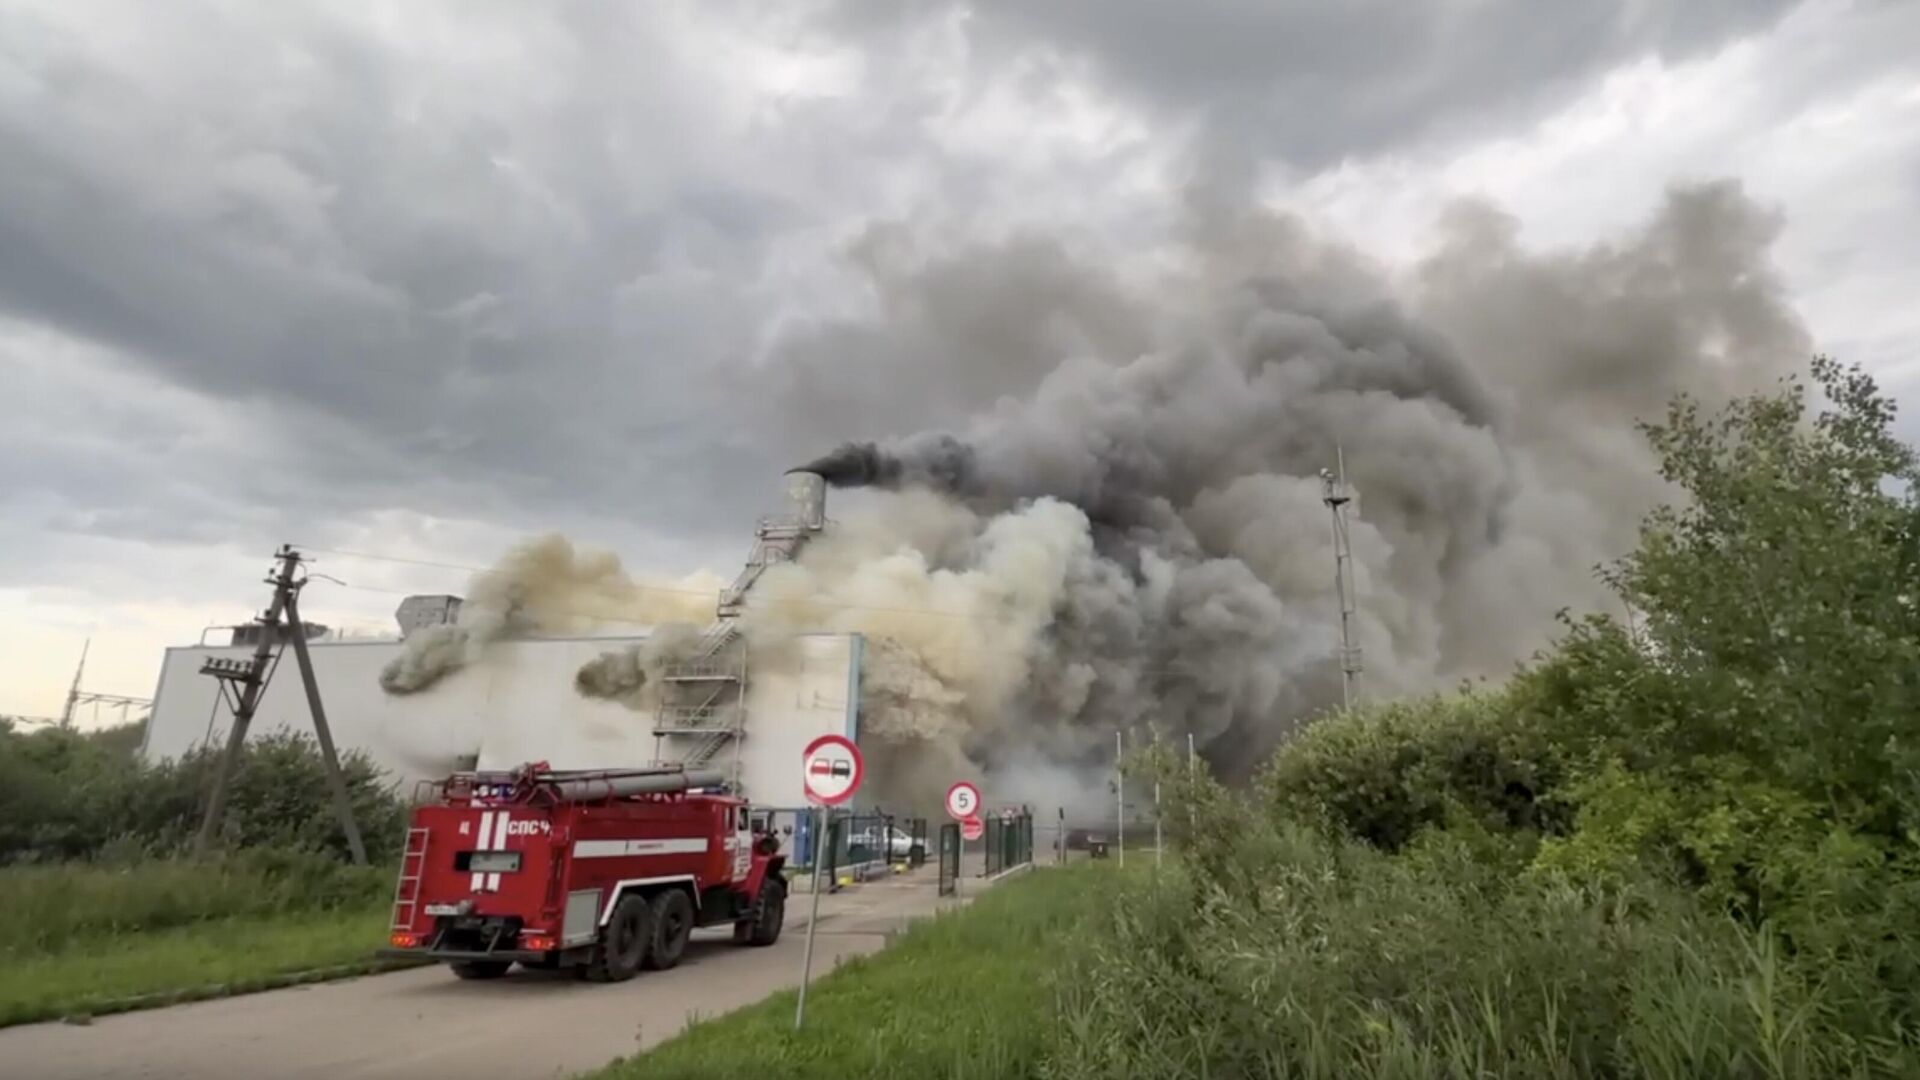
[1186,732,1197,845]
[60,639,89,730]
[1321,447,1362,709]
[1154,782,1162,868]
[1115,729,1125,869]
[794,803,827,1030]
[195,545,366,864]
[285,581,368,866]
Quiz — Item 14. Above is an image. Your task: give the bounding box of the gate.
[981,809,1033,878]
[907,816,929,868]
[937,823,960,896]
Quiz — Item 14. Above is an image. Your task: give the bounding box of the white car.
[851,825,918,860]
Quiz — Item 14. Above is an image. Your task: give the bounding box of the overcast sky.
[2,0,1916,720]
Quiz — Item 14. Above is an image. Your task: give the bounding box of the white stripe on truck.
[573,837,711,858]
[487,812,509,891]
[472,811,495,891]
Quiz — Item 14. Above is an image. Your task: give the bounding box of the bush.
[0,723,409,866]
[1053,809,1920,1079]
[1256,688,1567,853]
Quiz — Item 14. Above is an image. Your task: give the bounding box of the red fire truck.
[380,762,787,982]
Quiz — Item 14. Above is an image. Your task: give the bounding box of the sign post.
[967,810,983,880]
[796,734,863,1031]
[946,782,982,895]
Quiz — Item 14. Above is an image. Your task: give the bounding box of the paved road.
[5,865,976,1080]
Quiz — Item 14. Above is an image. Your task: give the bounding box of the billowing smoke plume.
[375,180,1812,803]
[571,622,704,708]
[754,180,1808,782]
[379,534,722,695]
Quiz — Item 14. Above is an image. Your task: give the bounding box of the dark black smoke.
[797,433,978,493]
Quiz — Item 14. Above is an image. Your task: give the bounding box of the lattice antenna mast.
[59,639,89,729]
[1321,446,1362,709]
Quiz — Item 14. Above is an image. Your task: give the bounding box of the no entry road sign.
[797,732,864,1031]
[961,815,984,842]
[801,734,864,806]
[945,781,981,821]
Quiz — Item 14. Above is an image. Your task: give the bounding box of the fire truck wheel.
[643,889,694,970]
[584,894,652,982]
[744,876,786,947]
[449,960,513,980]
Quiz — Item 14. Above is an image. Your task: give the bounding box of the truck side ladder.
[390,826,431,932]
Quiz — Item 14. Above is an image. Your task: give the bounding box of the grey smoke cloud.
[777,180,1807,778]
[572,623,704,709]
[359,178,1810,800]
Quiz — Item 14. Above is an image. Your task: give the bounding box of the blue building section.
[795,807,816,865]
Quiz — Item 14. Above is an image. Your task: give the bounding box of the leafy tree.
[1534,357,1920,913]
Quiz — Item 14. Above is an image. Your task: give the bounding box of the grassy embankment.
[0,851,402,1027]
[593,862,1100,1080]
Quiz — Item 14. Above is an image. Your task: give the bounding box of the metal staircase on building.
[717,516,813,618]
[652,620,748,784]
[652,472,829,792]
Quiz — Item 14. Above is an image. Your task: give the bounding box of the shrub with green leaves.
[0,721,408,865]
[1053,801,1920,1079]
[1256,688,1567,852]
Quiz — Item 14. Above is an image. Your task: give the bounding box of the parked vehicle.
[381,762,786,982]
[851,824,919,860]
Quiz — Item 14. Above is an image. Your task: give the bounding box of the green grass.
[592,864,1108,1080]
[1050,819,1920,1079]
[0,851,403,1028]
[0,848,389,954]
[0,904,404,1028]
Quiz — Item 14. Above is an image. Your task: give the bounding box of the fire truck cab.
[381,762,787,982]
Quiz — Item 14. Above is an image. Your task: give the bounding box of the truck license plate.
[425,904,463,916]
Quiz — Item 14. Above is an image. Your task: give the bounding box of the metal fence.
[981,809,1034,877]
[938,822,960,896]
[754,806,929,888]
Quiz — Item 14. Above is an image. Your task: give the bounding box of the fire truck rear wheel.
[644,889,694,970]
[449,960,513,980]
[742,876,786,947]
[584,894,652,982]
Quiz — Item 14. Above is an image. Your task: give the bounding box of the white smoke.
[378,534,723,695]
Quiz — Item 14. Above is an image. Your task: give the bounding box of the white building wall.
[141,632,861,806]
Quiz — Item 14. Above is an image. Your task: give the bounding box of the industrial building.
[138,471,868,807]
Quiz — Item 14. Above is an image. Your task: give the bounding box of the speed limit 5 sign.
[945,781,981,821]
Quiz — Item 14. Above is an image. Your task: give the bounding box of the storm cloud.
[0,0,1914,723]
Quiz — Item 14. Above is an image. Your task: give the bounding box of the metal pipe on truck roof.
[546,768,726,801]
